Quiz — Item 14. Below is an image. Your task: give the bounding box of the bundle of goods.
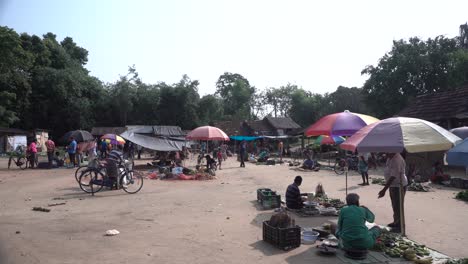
[373,230,433,263]
[408,182,431,192]
[263,211,301,250]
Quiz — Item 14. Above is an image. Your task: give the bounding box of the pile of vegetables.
[315,197,345,209]
[455,190,468,201]
[445,259,468,264]
[408,182,431,192]
[372,231,432,263]
[371,177,386,185]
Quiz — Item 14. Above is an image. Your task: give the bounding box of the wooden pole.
[345,166,348,196]
[400,174,406,236]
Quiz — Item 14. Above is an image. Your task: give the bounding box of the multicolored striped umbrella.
[305,110,379,137]
[314,135,345,145]
[101,134,126,145]
[340,117,461,153]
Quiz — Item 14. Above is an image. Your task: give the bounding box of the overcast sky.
[1,0,467,95]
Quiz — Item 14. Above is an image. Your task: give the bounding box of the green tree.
[215,72,255,120]
[0,26,32,126]
[289,89,328,127]
[264,84,299,117]
[362,36,468,118]
[327,86,369,114]
[198,94,223,125]
[156,75,200,129]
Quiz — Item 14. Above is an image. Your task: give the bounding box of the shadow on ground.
[248,240,288,256]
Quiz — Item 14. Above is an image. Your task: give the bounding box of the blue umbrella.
[450,127,468,140]
[446,138,468,167]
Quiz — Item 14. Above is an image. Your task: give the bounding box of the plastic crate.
[262,221,301,250]
[260,194,281,209]
[257,188,272,201]
[258,190,281,209]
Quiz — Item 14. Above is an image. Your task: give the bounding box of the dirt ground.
[0,155,466,264]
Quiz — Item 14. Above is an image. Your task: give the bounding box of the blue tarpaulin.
[446,138,468,167]
[229,136,261,141]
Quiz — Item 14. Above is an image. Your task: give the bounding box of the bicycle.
[78,159,143,195]
[334,155,359,175]
[8,153,27,170]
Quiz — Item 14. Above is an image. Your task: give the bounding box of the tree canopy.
[2,23,468,139]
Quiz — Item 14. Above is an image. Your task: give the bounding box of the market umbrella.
[340,117,461,153]
[450,127,468,139]
[314,135,345,145]
[101,134,126,145]
[340,117,461,236]
[62,130,94,143]
[446,138,468,167]
[305,110,379,137]
[186,126,229,141]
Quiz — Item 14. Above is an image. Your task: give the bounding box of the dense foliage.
[1,24,468,138]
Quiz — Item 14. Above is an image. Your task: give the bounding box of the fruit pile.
[373,231,432,263]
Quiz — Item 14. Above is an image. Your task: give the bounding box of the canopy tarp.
[125,126,185,136]
[120,130,185,151]
[262,135,299,139]
[230,136,261,141]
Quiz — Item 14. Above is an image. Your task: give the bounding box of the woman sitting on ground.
[336,193,380,250]
[430,161,450,184]
[257,149,269,162]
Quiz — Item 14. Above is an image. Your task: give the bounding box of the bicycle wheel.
[75,166,88,183]
[120,170,143,194]
[334,159,346,175]
[18,157,27,170]
[79,169,104,194]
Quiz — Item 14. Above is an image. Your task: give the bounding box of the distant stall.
[0,128,28,154]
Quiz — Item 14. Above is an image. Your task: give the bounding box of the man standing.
[137,144,143,159]
[67,137,77,167]
[100,139,108,158]
[378,152,408,232]
[28,139,38,169]
[45,137,56,168]
[285,176,306,209]
[278,141,284,162]
[239,140,246,167]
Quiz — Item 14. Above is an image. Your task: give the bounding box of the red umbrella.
[186,126,229,141]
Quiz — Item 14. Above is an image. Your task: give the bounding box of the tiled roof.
[214,120,243,136]
[264,117,301,129]
[399,85,468,121]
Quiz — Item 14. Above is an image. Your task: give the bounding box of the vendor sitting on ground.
[285,176,307,209]
[430,161,450,184]
[302,157,319,171]
[257,149,269,162]
[336,193,381,250]
[205,155,217,170]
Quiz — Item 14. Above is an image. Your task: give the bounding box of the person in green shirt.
[336,193,381,250]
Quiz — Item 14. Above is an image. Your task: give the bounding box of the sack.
[269,211,291,228]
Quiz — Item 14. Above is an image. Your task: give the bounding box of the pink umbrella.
[186,126,230,141]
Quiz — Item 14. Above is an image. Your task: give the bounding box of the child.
[217,148,223,170]
[358,155,369,185]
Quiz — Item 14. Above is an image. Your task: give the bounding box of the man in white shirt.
[378,152,408,230]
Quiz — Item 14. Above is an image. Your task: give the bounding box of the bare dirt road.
[0,157,466,264]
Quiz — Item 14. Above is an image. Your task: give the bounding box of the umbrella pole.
[399,175,406,236]
[345,166,348,196]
